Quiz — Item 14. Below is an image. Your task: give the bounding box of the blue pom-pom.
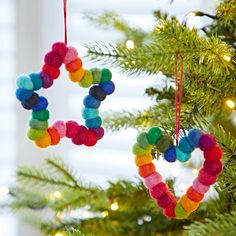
[99,81,115,95]
[33,96,48,111]
[29,72,43,90]
[176,148,191,162]
[82,107,99,120]
[83,95,101,108]
[188,128,203,148]
[164,146,177,162]
[16,74,34,90]
[178,136,194,154]
[16,88,33,101]
[85,116,102,128]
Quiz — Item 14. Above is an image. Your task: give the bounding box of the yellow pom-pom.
[135,154,153,167]
[68,67,85,82]
[35,131,51,148]
[179,194,199,213]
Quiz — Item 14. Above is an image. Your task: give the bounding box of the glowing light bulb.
[223,55,231,62]
[55,232,65,236]
[192,169,199,175]
[125,40,135,50]
[188,12,196,18]
[0,186,9,195]
[101,210,109,217]
[110,201,119,211]
[53,191,62,199]
[226,99,235,109]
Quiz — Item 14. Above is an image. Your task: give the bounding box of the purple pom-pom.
[199,134,216,151]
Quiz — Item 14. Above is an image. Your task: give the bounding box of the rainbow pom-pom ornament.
[16,42,115,148]
[133,127,223,219]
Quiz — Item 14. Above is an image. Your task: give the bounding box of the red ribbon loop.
[63,0,67,45]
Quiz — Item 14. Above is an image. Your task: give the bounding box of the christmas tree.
[5,0,236,235]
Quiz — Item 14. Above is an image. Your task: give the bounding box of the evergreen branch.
[66,229,85,236]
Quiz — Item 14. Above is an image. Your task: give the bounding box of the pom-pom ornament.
[132,127,223,219]
[15,42,115,148]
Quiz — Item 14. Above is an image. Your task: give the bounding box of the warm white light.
[157,71,163,76]
[0,186,9,195]
[110,201,119,211]
[223,55,231,62]
[81,211,91,218]
[226,99,235,109]
[188,12,196,18]
[125,40,135,50]
[143,215,152,222]
[137,219,144,225]
[101,210,109,217]
[55,232,65,236]
[192,169,199,175]
[51,191,62,199]
[172,168,180,178]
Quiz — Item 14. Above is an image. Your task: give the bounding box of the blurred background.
[0,0,216,235]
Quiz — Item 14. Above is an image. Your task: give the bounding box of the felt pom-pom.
[83,95,101,108]
[85,116,102,128]
[44,51,63,68]
[91,68,102,84]
[178,136,194,154]
[40,72,54,88]
[198,169,217,186]
[179,194,199,213]
[132,143,151,156]
[156,192,175,209]
[47,127,60,145]
[69,67,85,82]
[35,131,51,148]
[203,160,222,175]
[29,72,43,90]
[65,58,82,72]
[135,154,152,167]
[199,134,216,151]
[42,64,60,79]
[100,68,112,83]
[204,146,222,161]
[82,107,99,120]
[174,202,189,219]
[53,120,67,138]
[89,127,104,140]
[52,42,68,58]
[71,125,88,145]
[16,88,33,102]
[137,132,151,149]
[149,182,168,199]
[32,109,50,121]
[164,146,176,162]
[186,187,204,202]
[146,127,163,145]
[29,119,48,130]
[99,81,115,95]
[163,201,176,218]
[22,93,39,109]
[66,120,80,139]
[143,172,162,189]
[89,86,106,101]
[27,128,46,140]
[16,74,34,90]
[192,178,210,194]
[138,163,156,177]
[187,128,203,147]
[63,46,78,64]
[79,70,93,88]
[21,102,33,110]
[33,96,48,111]
[82,130,98,147]
[176,148,191,162]
[156,135,173,153]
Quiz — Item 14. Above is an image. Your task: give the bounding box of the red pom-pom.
[52,42,68,58]
[149,182,168,199]
[186,186,204,202]
[81,130,98,147]
[204,146,222,161]
[198,169,217,186]
[66,121,80,139]
[138,163,156,177]
[47,127,60,145]
[42,64,60,79]
[65,58,82,72]
[156,192,175,209]
[72,126,88,145]
[163,201,176,218]
[199,134,216,151]
[89,127,105,140]
[203,160,223,175]
[44,51,63,68]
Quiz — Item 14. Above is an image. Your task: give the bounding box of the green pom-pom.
[174,203,189,219]
[29,119,48,130]
[156,135,173,153]
[137,132,152,149]
[79,70,93,88]
[91,68,102,84]
[176,148,191,162]
[100,68,112,83]
[132,143,151,156]
[27,128,46,140]
[146,127,163,145]
[32,109,50,121]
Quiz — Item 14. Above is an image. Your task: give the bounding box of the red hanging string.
[174,49,184,145]
[63,0,67,45]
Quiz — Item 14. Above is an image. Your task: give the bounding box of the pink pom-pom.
[198,169,217,186]
[203,160,223,176]
[192,178,210,194]
[66,120,80,139]
[149,182,168,199]
[44,51,63,68]
[143,172,162,189]
[63,46,78,64]
[52,42,68,58]
[199,134,216,151]
[156,192,175,209]
[53,120,67,138]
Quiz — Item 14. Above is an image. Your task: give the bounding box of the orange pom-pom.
[69,67,85,82]
[135,154,152,167]
[65,58,82,72]
[35,131,51,148]
[179,194,199,213]
[186,186,204,202]
[47,127,60,145]
[138,163,156,177]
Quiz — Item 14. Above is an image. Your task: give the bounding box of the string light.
[110,201,119,211]
[54,232,65,236]
[0,186,9,195]
[137,218,144,225]
[226,99,235,109]
[223,55,231,62]
[187,12,197,18]
[143,215,152,222]
[53,191,63,199]
[192,169,199,175]
[101,210,109,218]
[125,40,135,50]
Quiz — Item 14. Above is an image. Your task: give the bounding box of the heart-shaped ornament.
[132,127,223,219]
